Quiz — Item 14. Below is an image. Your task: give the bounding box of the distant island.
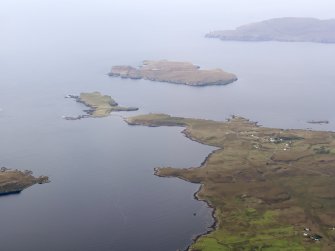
[65,92,138,119]
[109,60,237,86]
[307,120,329,125]
[206,17,335,43]
[126,114,335,250]
[0,167,49,196]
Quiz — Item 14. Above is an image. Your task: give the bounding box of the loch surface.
[1,1,335,250]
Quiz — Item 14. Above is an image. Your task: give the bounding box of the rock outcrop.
[0,168,49,195]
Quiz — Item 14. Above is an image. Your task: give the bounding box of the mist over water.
[1,1,335,250]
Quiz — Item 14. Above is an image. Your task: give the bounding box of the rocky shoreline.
[0,167,49,196]
[155,166,218,251]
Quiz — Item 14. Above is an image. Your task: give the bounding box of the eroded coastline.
[126,114,335,251]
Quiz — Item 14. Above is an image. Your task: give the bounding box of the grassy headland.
[125,114,335,251]
[68,92,138,118]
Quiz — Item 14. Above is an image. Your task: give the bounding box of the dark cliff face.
[206,17,335,43]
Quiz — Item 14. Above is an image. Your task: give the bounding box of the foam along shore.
[125,113,335,251]
[109,60,237,86]
[0,167,49,196]
[65,92,138,119]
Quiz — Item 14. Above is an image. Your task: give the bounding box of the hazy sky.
[1,0,335,54]
[2,0,335,30]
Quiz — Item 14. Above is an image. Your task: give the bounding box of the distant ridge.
[206,17,335,43]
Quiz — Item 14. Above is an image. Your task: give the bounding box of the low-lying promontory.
[65,92,138,119]
[0,167,49,196]
[206,17,335,43]
[109,60,237,86]
[125,114,335,251]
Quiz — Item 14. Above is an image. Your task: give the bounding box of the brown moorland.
[109,60,237,86]
[125,114,335,251]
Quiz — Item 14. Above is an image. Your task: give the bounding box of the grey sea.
[1,1,335,250]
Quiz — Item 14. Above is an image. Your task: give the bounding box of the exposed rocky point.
[0,167,49,196]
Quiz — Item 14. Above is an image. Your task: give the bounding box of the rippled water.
[1,1,335,250]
